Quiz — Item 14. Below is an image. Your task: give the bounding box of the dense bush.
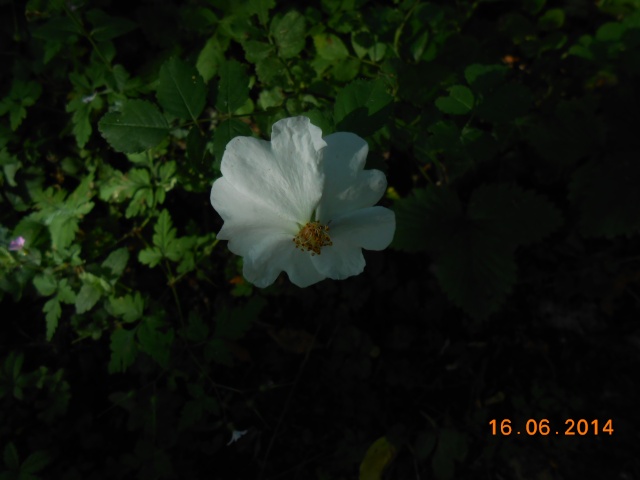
[1,0,639,478]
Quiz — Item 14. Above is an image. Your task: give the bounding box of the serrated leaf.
[248,0,275,25]
[272,10,306,59]
[435,229,517,320]
[153,210,176,254]
[75,283,102,314]
[33,272,57,296]
[20,451,50,474]
[57,279,76,304]
[157,57,206,120]
[243,40,275,64]
[334,79,393,137]
[98,99,169,153]
[215,297,266,340]
[468,183,562,248]
[108,328,137,373]
[216,60,249,114]
[197,35,226,82]
[109,293,144,323]
[3,442,19,470]
[359,436,397,480]
[391,186,464,253]
[138,247,163,267]
[256,56,288,85]
[435,86,474,115]
[314,33,349,60]
[137,317,174,368]
[86,9,136,41]
[43,298,61,341]
[66,96,94,149]
[102,248,129,278]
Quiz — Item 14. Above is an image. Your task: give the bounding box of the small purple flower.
[8,236,25,251]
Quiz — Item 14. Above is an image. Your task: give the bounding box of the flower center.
[293,221,332,256]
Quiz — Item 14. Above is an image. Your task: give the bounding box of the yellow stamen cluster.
[293,221,333,256]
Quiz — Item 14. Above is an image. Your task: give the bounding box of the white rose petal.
[210,116,395,288]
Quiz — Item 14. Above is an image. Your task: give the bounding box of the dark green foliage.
[1,1,639,479]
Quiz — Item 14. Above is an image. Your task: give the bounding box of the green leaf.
[351,31,373,58]
[57,279,76,304]
[33,271,57,296]
[334,79,393,137]
[306,109,334,135]
[392,184,558,319]
[137,317,174,368]
[98,99,169,153]
[271,10,306,59]
[71,103,92,149]
[153,210,176,253]
[102,248,130,279]
[538,8,565,30]
[75,283,102,314]
[368,42,386,62]
[467,183,563,248]
[213,119,253,166]
[20,451,50,474]
[242,40,275,64]
[185,312,210,342]
[157,57,206,120]
[216,60,250,114]
[332,58,360,82]
[247,0,275,25]
[314,33,349,60]
[138,248,163,268]
[108,328,137,374]
[43,298,61,341]
[108,293,144,323]
[31,174,95,250]
[391,186,464,253]
[435,228,517,320]
[256,56,289,85]
[432,429,468,480]
[215,297,266,340]
[3,443,19,470]
[0,80,42,131]
[435,86,474,115]
[196,35,227,82]
[463,64,507,92]
[359,436,397,480]
[86,9,136,41]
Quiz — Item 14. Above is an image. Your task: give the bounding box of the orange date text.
[489,419,614,436]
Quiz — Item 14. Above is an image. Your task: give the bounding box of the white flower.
[210,116,395,288]
[227,429,248,445]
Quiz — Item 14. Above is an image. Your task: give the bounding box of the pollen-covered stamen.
[292,221,333,256]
